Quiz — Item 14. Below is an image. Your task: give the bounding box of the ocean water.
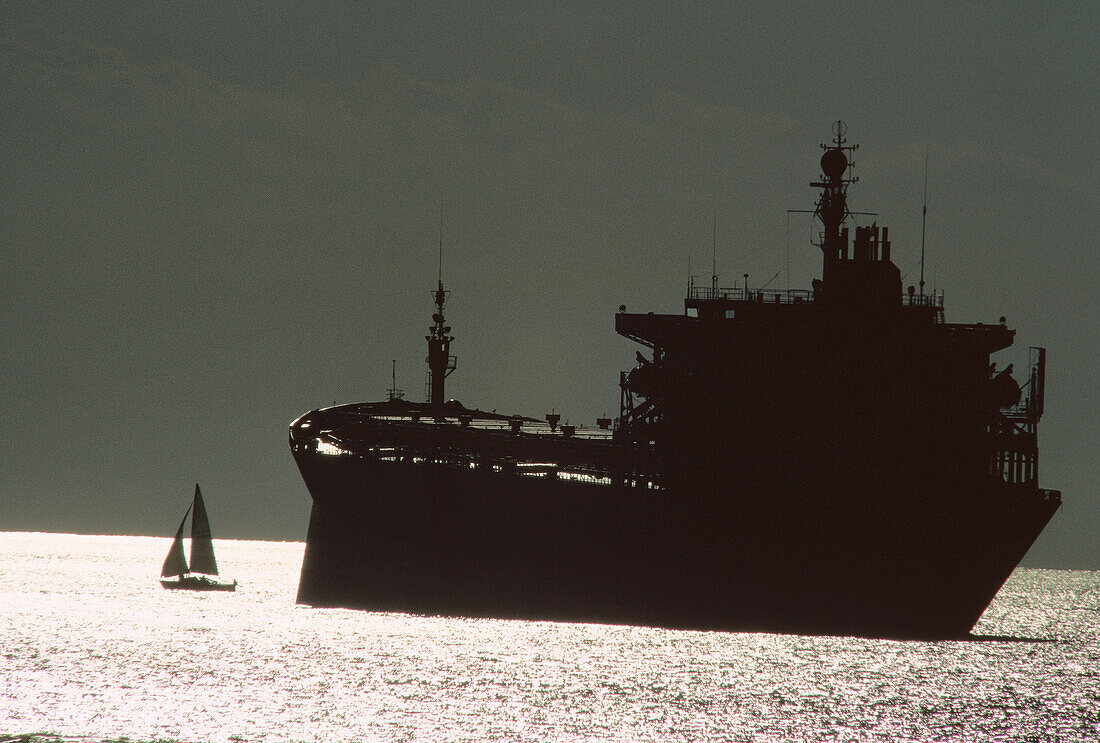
[1,533,1097,742]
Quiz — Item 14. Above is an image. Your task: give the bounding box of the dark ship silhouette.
[290,125,1060,638]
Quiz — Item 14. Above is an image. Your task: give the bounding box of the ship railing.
[323,417,616,469]
[687,287,814,304]
[689,285,946,312]
[902,291,945,322]
[989,448,1039,486]
[901,290,944,309]
[344,444,616,485]
[365,414,613,439]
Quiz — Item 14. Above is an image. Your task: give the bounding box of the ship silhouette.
[289,124,1060,638]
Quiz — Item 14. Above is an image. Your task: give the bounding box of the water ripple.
[2,533,1097,742]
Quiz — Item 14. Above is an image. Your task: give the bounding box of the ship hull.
[293,448,1058,638]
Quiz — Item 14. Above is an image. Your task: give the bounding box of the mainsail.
[161,505,190,577]
[189,483,219,575]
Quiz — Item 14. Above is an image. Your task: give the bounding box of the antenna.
[920,151,928,294]
[785,211,791,292]
[832,119,847,145]
[438,199,444,284]
[387,359,404,401]
[711,206,718,294]
[687,254,692,298]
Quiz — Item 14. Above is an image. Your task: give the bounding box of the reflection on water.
[1,532,1098,742]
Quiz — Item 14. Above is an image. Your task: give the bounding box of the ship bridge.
[617,284,956,351]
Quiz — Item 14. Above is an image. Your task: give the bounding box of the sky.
[2,2,1097,568]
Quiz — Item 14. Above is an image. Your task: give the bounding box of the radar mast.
[812,120,859,284]
[426,208,457,410]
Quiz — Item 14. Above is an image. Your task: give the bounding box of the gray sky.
[2,2,1097,568]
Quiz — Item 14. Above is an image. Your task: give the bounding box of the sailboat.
[160,483,237,591]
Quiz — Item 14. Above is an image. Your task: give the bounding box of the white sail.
[189,483,219,576]
[161,506,190,577]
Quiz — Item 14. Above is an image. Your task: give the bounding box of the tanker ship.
[289,125,1060,638]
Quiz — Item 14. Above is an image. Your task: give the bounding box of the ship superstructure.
[290,125,1059,638]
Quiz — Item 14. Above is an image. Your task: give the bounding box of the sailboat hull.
[160,575,237,591]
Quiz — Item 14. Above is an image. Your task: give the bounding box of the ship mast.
[426,211,456,411]
[812,120,859,287]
